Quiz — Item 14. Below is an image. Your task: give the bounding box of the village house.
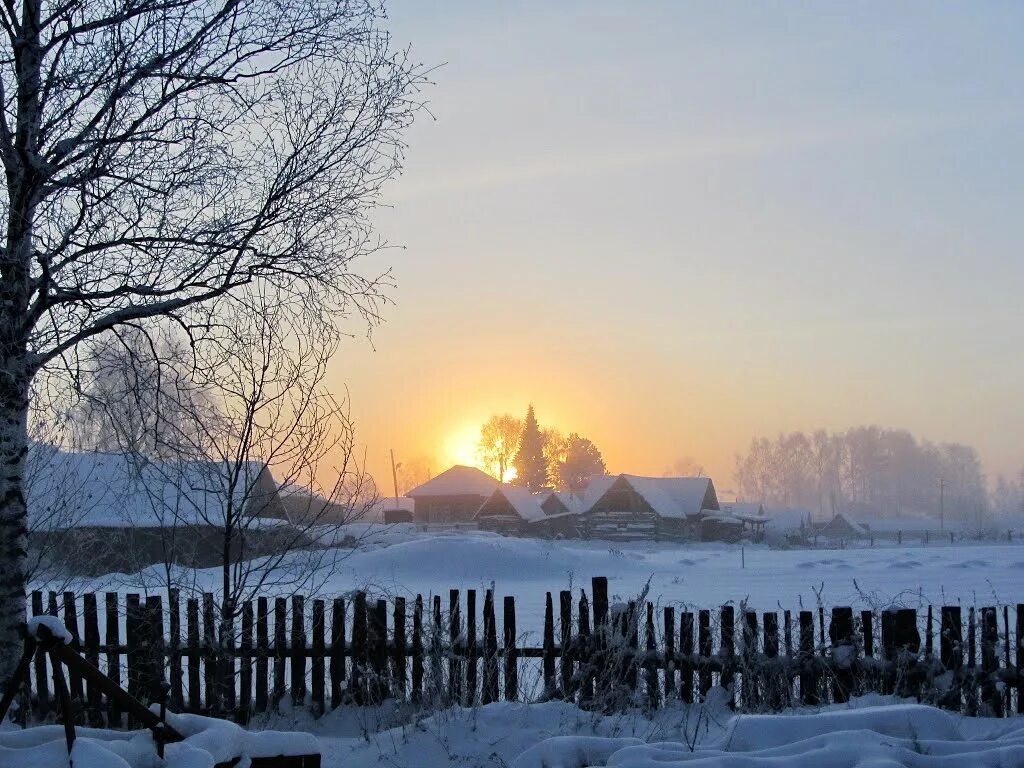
[475,487,586,538]
[406,464,499,524]
[27,445,295,576]
[578,474,721,542]
[814,511,870,543]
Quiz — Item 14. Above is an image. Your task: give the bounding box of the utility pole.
[390,449,401,512]
[939,477,945,532]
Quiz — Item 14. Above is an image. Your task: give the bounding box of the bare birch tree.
[0,0,424,679]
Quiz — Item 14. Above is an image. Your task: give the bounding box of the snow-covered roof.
[406,465,499,498]
[821,512,869,537]
[476,485,547,523]
[26,444,281,531]
[619,475,717,519]
[538,490,586,516]
[578,475,619,511]
[721,502,765,518]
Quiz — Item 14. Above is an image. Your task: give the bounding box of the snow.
[580,475,716,520]
[0,711,318,768]
[27,615,73,644]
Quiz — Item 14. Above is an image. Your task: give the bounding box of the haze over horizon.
[326,1,1024,492]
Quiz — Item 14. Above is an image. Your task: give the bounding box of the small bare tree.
[0,0,424,679]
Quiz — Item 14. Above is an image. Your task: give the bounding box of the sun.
[442,422,483,469]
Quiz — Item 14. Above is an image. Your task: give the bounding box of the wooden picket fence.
[14,577,1024,726]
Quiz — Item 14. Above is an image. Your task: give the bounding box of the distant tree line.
[477,406,606,495]
[734,427,995,526]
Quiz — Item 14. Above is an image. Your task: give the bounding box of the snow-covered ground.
[79,525,1024,641]
[11,697,1020,767]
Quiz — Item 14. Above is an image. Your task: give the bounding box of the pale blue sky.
[334,2,1024,487]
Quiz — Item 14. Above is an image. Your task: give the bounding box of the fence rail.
[13,577,1024,725]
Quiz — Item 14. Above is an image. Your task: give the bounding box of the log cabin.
[579,474,721,542]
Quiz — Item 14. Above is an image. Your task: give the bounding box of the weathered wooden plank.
[371,599,388,703]
[412,595,424,703]
[799,611,817,705]
[698,610,712,698]
[829,607,854,704]
[351,592,367,706]
[559,591,572,699]
[578,590,593,706]
[240,601,253,723]
[645,602,659,708]
[542,592,555,695]
[663,606,675,701]
[273,597,287,709]
[31,592,48,720]
[482,591,498,704]
[311,600,325,716]
[330,598,345,709]
[504,596,518,701]
[186,598,200,713]
[448,590,462,703]
[168,589,183,712]
[125,593,141,726]
[465,591,477,705]
[981,607,1001,716]
[255,597,269,714]
[202,593,219,715]
[291,595,306,707]
[394,596,407,701]
[63,592,84,723]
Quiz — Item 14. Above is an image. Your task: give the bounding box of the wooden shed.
[406,465,499,525]
[579,474,721,542]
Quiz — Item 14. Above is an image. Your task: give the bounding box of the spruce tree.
[512,404,549,491]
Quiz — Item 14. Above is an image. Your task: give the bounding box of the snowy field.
[81,525,1024,640]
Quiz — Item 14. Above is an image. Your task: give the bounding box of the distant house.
[540,491,586,518]
[406,465,499,524]
[817,512,869,542]
[579,474,721,541]
[718,502,770,542]
[27,445,294,576]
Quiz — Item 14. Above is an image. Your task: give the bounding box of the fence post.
[63,592,84,723]
[720,606,735,707]
[830,607,854,703]
[240,601,253,723]
[202,594,219,715]
[663,606,676,701]
[186,598,200,713]
[680,611,694,704]
[412,595,424,703]
[291,596,306,707]
[255,597,269,714]
[543,593,555,696]
[168,590,183,713]
[742,611,757,710]
[503,596,518,700]
[559,591,573,700]
[698,609,712,699]
[31,592,49,720]
[430,595,442,703]
[82,593,102,726]
[311,600,325,716]
[273,597,287,709]
[330,598,345,708]
[799,611,817,705]
[448,590,462,703]
[939,606,962,712]
[145,595,165,707]
[464,591,476,705]
[981,607,1001,716]
[1017,605,1024,715]
[351,592,367,706]
[763,612,779,709]
[482,591,498,704]
[371,599,388,703]
[967,606,977,716]
[645,602,659,709]
[578,590,593,706]
[394,596,408,702]
[125,593,140,725]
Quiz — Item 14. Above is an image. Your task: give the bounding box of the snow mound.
[514,704,1024,768]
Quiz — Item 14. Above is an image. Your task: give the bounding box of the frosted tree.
[0,0,424,680]
[477,414,522,482]
[512,404,548,492]
[556,433,606,496]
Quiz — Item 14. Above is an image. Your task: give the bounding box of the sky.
[328,1,1024,495]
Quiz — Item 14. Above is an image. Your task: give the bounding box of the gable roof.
[26,444,282,530]
[578,474,619,512]
[406,465,499,498]
[821,512,869,537]
[476,485,547,523]
[621,475,717,519]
